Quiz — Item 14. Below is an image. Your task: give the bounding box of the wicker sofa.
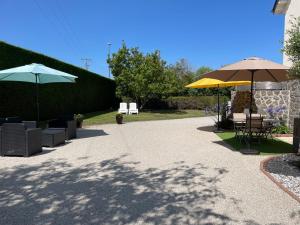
[0,123,42,157]
[0,117,37,155]
[48,114,77,140]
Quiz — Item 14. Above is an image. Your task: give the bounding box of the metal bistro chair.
[233,113,246,142]
[262,119,276,140]
[242,116,264,143]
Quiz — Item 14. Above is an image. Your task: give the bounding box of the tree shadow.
[197,126,215,132]
[215,132,295,155]
[290,210,300,224]
[0,155,244,225]
[83,110,114,120]
[146,110,188,115]
[76,128,109,139]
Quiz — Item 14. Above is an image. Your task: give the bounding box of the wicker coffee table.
[42,128,65,147]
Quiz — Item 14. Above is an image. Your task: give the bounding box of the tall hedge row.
[0,41,116,120]
[144,96,230,110]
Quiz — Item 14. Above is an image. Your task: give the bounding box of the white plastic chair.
[129,103,139,115]
[118,102,128,114]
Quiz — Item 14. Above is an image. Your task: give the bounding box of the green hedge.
[166,96,229,110]
[145,96,229,110]
[0,41,116,120]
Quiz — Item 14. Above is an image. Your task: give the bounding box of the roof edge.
[272,0,279,13]
[272,0,290,14]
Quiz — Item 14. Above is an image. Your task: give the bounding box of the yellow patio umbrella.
[186,78,251,131]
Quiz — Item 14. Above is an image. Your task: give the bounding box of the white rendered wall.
[283,0,300,66]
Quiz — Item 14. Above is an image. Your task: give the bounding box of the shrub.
[231,91,257,113]
[0,41,117,120]
[272,125,291,134]
[144,96,229,110]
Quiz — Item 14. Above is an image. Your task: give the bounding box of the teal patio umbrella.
[0,63,77,121]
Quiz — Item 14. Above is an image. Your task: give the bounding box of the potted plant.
[116,113,123,124]
[75,114,84,128]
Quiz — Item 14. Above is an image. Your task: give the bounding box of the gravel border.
[260,154,300,203]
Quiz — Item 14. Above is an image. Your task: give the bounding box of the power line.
[107,42,112,78]
[32,0,81,59]
[53,0,85,55]
[81,58,92,70]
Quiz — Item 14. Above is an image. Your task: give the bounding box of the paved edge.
[260,156,300,204]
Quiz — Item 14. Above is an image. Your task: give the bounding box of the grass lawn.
[217,131,294,155]
[83,109,208,126]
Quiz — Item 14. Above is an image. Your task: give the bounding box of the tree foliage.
[108,42,229,108]
[108,43,168,108]
[283,17,300,78]
[165,59,196,96]
[195,66,213,79]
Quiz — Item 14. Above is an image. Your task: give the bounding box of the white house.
[272,0,300,66]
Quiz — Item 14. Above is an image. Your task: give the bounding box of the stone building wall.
[231,90,290,125]
[286,79,300,128]
[231,80,300,128]
[254,90,290,125]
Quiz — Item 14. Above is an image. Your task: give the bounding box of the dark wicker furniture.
[0,123,42,157]
[42,129,65,147]
[48,115,77,140]
[0,126,2,154]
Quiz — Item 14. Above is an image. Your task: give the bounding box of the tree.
[195,66,213,79]
[166,59,195,96]
[108,43,167,109]
[283,17,300,78]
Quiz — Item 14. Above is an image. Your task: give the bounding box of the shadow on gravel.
[290,210,300,224]
[197,126,215,132]
[76,129,109,139]
[0,155,286,225]
[0,155,233,225]
[146,110,188,115]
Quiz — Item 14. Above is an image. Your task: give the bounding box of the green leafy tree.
[283,17,300,78]
[108,43,167,108]
[195,66,213,79]
[166,59,195,96]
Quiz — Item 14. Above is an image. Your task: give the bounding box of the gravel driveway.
[0,117,299,225]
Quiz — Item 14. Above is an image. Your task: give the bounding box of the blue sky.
[1,0,284,77]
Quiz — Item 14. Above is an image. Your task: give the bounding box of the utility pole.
[81,58,92,70]
[107,42,112,78]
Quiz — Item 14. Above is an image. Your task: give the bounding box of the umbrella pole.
[214,85,223,133]
[242,70,258,154]
[35,74,40,123]
[217,85,220,130]
[243,70,259,154]
[249,72,253,143]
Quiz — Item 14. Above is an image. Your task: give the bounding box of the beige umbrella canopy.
[202,57,289,151]
[202,57,289,82]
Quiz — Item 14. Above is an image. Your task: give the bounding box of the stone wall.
[231,80,300,128]
[286,80,300,128]
[231,90,290,125]
[254,90,290,125]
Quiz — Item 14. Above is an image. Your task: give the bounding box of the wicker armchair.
[48,115,77,140]
[0,126,2,154]
[0,123,42,157]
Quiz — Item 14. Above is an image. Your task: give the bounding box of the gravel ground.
[266,154,300,198]
[0,117,299,225]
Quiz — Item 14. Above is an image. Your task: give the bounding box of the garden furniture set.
[118,102,139,114]
[0,115,77,157]
[233,113,277,143]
